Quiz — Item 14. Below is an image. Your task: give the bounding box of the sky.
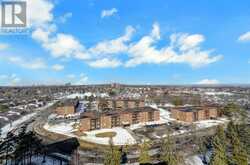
[0,0,250,86]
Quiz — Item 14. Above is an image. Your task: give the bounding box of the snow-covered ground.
[0,116,9,121]
[44,122,77,134]
[1,101,57,138]
[44,122,137,145]
[65,92,109,99]
[66,92,95,99]
[81,127,136,145]
[204,91,233,96]
[1,112,37,138]
[194,118,229,129]
[7,111,21,116]
[185,155,204,165]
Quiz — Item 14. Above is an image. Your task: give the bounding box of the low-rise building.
[79,107,160,131]
[55,105,75,116]
[97,98,145,111]
[171,106,219,122]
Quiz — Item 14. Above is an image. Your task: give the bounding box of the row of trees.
[198,103,249,165]
[207,122,248,165]
[103,135,183,165]
[0,126,46,165]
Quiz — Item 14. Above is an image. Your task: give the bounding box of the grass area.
[95,132,117,138]
[0,104,9,113]
[73,131,87,137]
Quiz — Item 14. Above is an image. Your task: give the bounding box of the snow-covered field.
[81,127,137,145]
[44,122,77,134]
[44,122,137,145]
[194,118,229,129]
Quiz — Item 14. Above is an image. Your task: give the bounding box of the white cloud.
[32,29,90,60]
[29,3,221,70]
[52,64,64,71]
[88,58,122,68]
[0,43,9,50]
[171,33,204,51]
[29,0,90,61]
[125,23,222,68]
[196,79,220,85]
[238,32,250,42]
[6,56,47,69]
[26,0,54,27]
[59,12,72,23]
[151,22,161,40]
[89,26,135,55]
[101,8,118,18]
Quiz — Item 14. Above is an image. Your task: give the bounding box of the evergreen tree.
[172,96,183,106]
[160,135,181,165]
[237,124,250,156]
[139,140,151,164]
[209,136,228,165]
[231,136,248,165]
[226,121,248,165]
[104,138,121,165]
[221,103,238,118]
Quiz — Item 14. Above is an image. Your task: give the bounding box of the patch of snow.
[66,92,96,99]
[204,92,233,96]
[8,111,21,115]
[0,116,9,121]
[81,127,137,145]
[44,123,136,146]
[1,112,37,138]
[44,122,77,134]
[185,155,204,165]
[164,103,175,107]
[129,120,166,130]
[194,118,229,129]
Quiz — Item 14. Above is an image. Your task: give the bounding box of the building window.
[132,113,139,124]
[90,119,100,130]
[148,112,154,121]
[124,101,128,109]
[111,116,120,127]
[135,101,140,108]
[205,109,210,119]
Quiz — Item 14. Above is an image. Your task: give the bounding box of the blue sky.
[0,0,250,86]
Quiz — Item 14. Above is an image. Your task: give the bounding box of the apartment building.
[171,106,218,122]
[55,105,75,116]
[79,107,160,131]
[97,98,145,111]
